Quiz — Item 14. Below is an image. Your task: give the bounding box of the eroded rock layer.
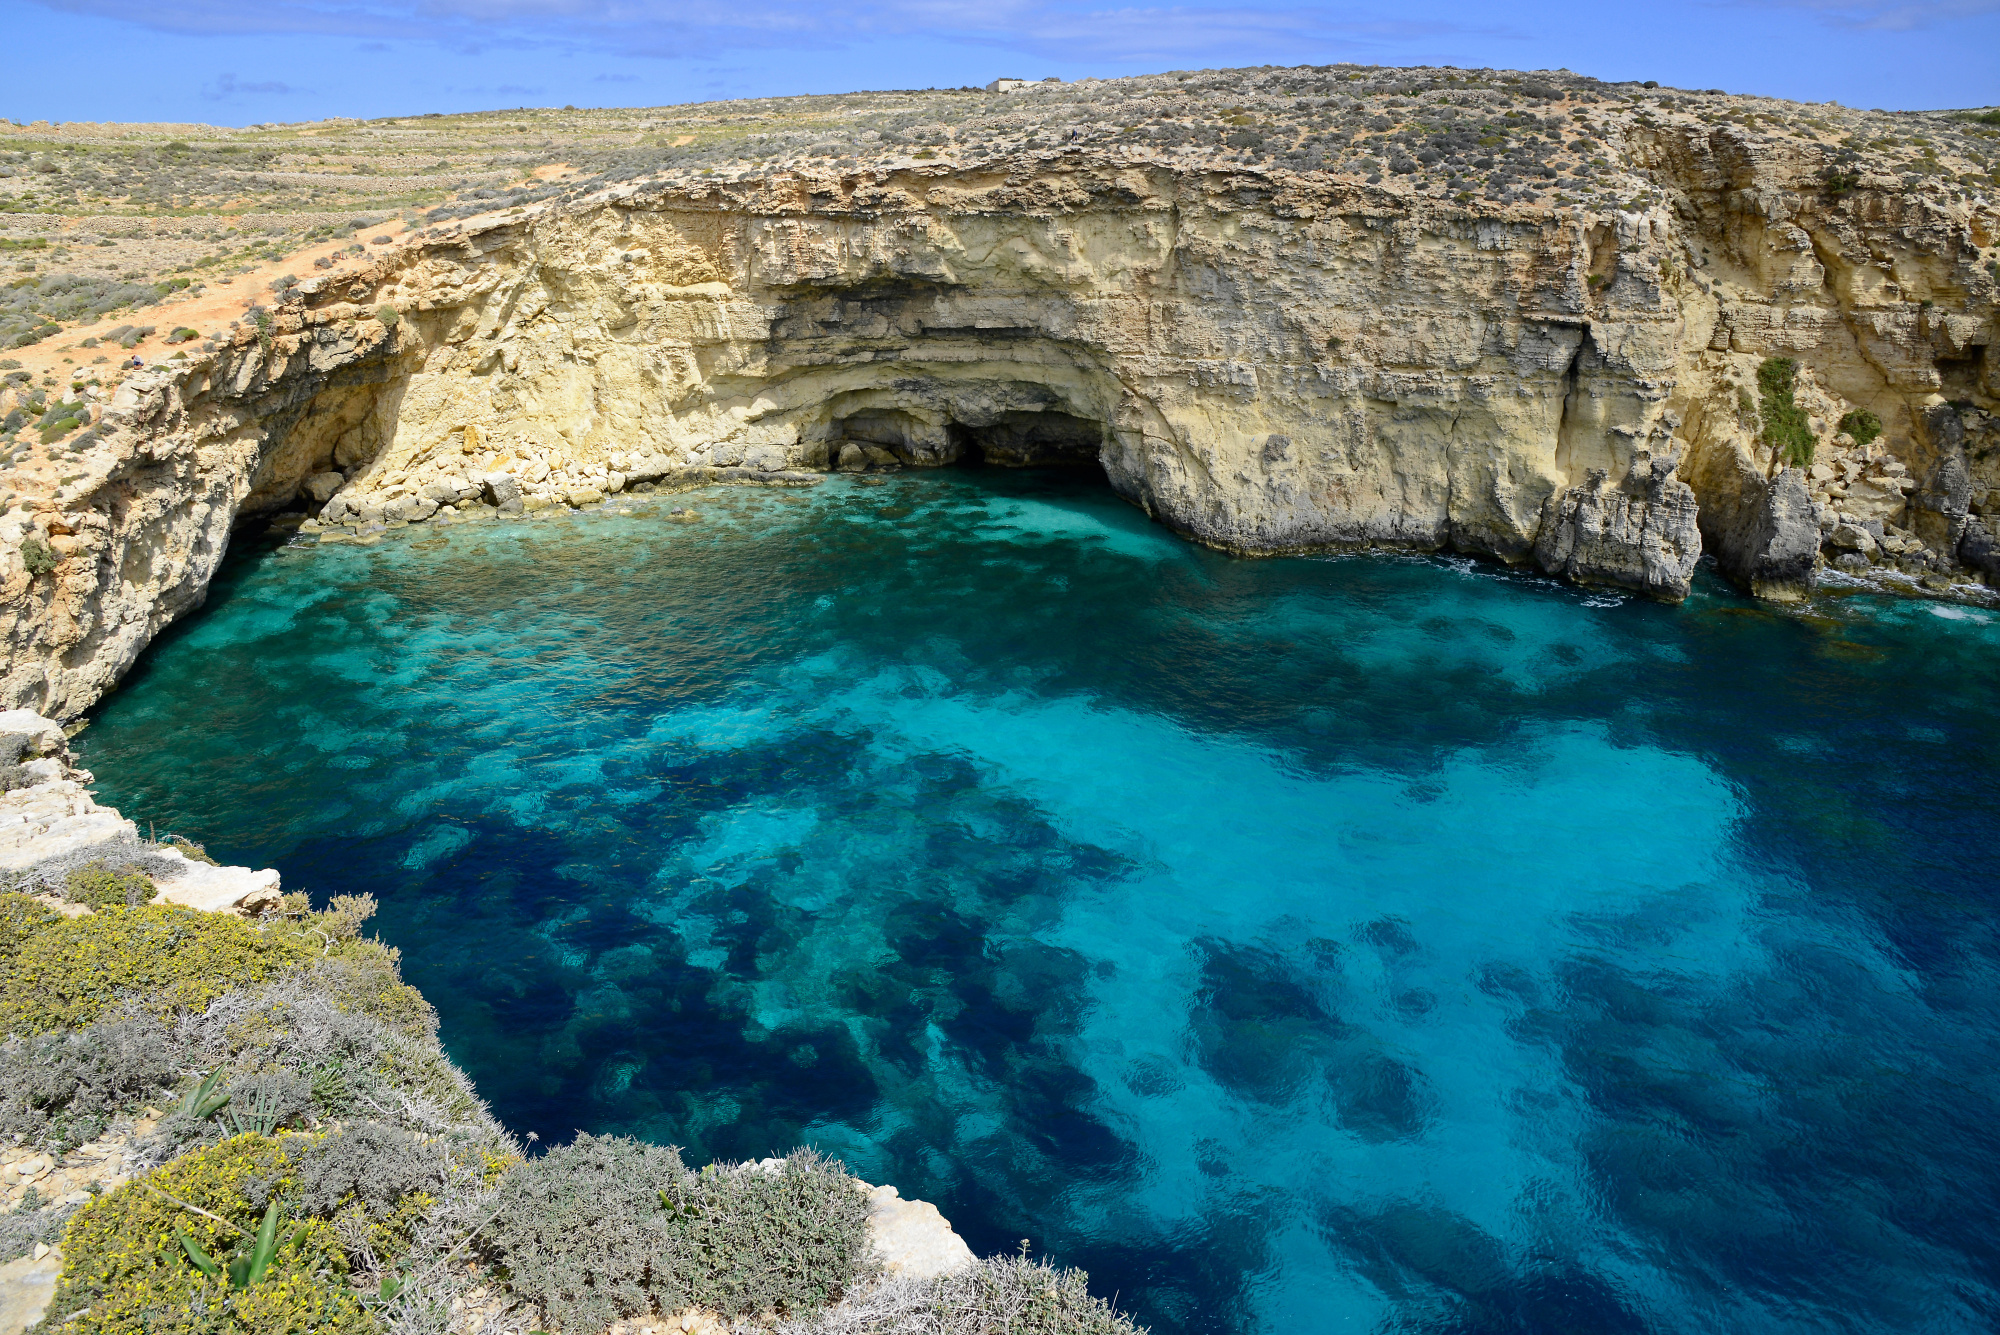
[2,115,1995,717]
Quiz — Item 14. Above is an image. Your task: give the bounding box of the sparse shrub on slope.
[1838,407,1884,448]
[64,859,159,911]
[484,1135,870,1329]
[50,1132,370,1335]
[781,1254,1148,1335]
[0,1014,181,1152]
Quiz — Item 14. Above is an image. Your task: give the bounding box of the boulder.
[385,495,438,523]
[567,488,605,507]
[837,444,867,472]
[301,471,344,504]
[1826,521,1877,555]
[1696,464,1821,602]
[481,472,522,509]
[151,848,283,916]
[0,710,68,760]
[1910,428,1972,555]
[1533,455,1702,601]
[862,1183,975,1280]
[1959,516,2000,586]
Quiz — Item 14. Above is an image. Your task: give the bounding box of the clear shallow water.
[80,471,2000,1335]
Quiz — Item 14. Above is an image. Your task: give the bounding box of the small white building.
[985,78,1031,93]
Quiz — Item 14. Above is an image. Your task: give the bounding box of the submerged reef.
[0,711,1136,1334]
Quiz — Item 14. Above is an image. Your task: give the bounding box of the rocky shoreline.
[0,710,1046,1335]
[0,76,1993,718]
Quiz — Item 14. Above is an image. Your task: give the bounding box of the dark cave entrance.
[833,408,1109,478]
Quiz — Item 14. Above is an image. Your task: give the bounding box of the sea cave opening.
[829,405,1111,480]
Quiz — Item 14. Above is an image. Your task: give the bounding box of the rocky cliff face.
[1,83,1994,718]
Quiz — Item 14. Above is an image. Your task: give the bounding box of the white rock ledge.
[863,1182,977,1279]
[0,709,282,915]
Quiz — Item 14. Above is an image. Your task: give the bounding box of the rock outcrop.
[0,709,281,914]
[0,73,1994,717]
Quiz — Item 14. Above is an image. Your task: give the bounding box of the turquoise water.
[81,471,2000,1334]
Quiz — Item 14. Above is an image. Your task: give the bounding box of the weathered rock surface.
[0,88,1993,716]
[1533,452,1702,598]
[0,709,282,912]
[862,1182,977,1280]
[0,1252,59,1335]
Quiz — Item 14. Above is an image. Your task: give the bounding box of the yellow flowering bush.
[0,889,430,1037]
[0,902,313,1033]
[51,1133,371,1335]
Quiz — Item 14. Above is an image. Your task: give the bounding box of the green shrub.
[1838,407,1883,447]
[164,834,217,865]
[164,327,199,344]
[50,1133,369,1335]
[0,901,314,1033]
[38,415,79,445]
[374,304,399,329]
[1756,356,1816,468]
[484,1136,870,1329]
[64,860,159,911]
[19,536,56,576]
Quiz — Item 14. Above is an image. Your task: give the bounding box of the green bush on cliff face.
[50,1132,370,1335]
[1756,356,1816,468]
[484,1135,870,1329]
[19,536,56,576]
[1839,407,1884,447]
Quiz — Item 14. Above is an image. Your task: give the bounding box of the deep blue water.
[79,470,2000,1334]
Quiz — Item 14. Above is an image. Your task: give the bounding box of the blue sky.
[4,0,1995,125]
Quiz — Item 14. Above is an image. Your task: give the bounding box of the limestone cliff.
[0,76,1995,718]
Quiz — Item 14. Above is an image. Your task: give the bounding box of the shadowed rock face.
[0,124,1993,717]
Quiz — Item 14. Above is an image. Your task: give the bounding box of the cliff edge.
[0,65,1994,719]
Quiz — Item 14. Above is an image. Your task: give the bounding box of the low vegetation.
[486,1136,869,1329]
[1839,407,1884,447]
[0,877,1143,1334]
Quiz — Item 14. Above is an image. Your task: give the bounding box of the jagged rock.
[1959,516,2000,586]
[1910,413,1972,556]
[302,471,345,504]
[1826,521,1878,556]
[481,471,523,510]
[1532,455,1702,601]
[1692,462,1821,603]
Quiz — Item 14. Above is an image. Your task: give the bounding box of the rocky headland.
[0,66,1995,717]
